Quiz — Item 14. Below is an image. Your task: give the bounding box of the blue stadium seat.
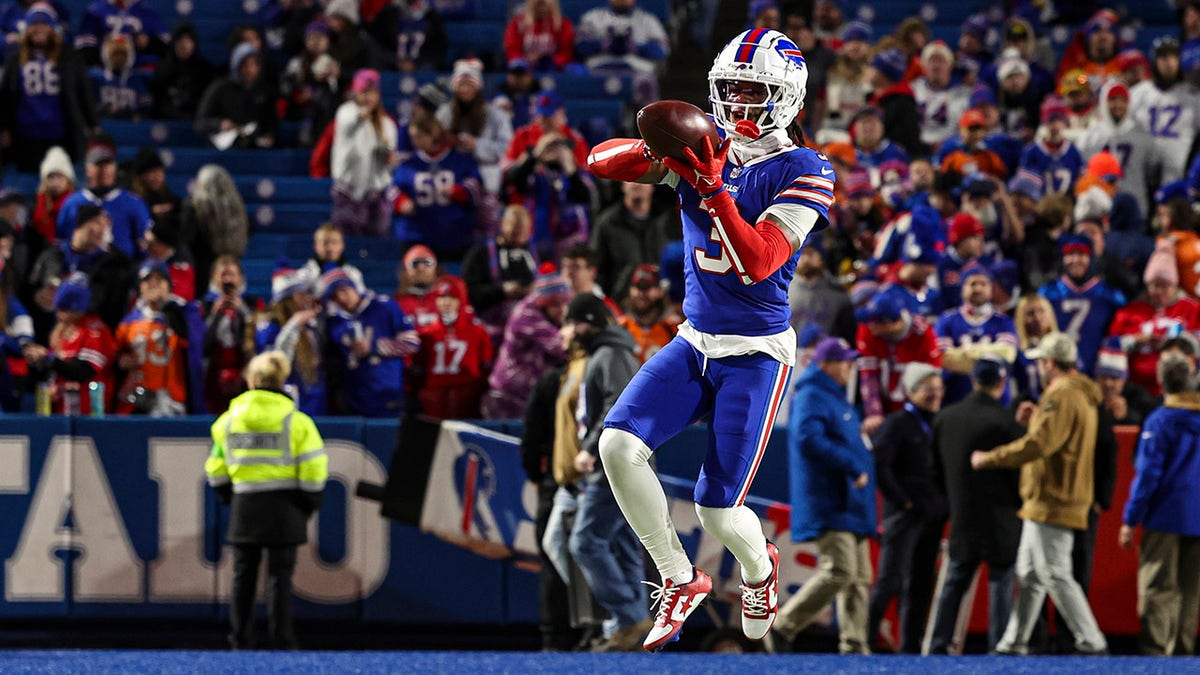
[560,0,670,24]
[1,172,40,197]
[234,176,332,204]
[549,72,632,100]
[157,148,312,176]
[246,202,331,232]
[104,120,208,148]
[445,20,507,68]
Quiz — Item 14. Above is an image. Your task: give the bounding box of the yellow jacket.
[206,389,328,495]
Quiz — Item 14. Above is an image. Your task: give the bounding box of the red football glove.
[662,136,730,197]
[587,138,658,182]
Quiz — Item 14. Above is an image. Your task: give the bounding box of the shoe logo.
[768,583,778,609]
[670,594,702,622]
[699,175,719,188]
[820,167,834,175]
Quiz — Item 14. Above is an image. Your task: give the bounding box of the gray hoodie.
[578,324,639,471]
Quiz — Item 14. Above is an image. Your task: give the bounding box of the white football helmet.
[708,28,809,138]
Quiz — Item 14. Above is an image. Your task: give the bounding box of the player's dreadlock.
[786,117,809,148]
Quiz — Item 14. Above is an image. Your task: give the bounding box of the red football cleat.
[641,568,714,651]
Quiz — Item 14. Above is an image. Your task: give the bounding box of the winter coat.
[932,391,1025,565]
[870,81,925,158]
[151,50,216,119]
[589,202,676,303]
[579,325,638,464]
[788,272,857,343]
[194,75,278,146]
[1123,392,1200,537]
[873,404,947,520]
[331,100,398,198]
[787,363,877,541]
[485,294,567,419]
[975,371,1103,530]
[29,242,135,332]
[520,366,562,483]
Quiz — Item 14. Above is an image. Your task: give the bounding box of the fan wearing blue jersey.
[1038,235,1126,376]
[1018,99,1084,196]
[586,28,832,650]
[935,264,1018,404]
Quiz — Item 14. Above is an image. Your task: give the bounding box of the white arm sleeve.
[760,202,821,247]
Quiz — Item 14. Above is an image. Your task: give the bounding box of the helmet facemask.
[707,29,807,142]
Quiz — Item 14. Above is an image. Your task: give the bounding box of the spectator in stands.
[1094,338,1156,428]
[462,204,539,344]
[195,42,278,150]
[971,333,1110,657]
[936,261,1019,403]
[55,136,152,259]
[783,12,834,135]
[928,355,1024,654]
[379,0,447,73]
[494,58,542,131]
[88,33,151,120]
[617,264,677,364]
[323,0,387,74]
[1012,294,1058,401]
[940,109,1008,181]
[150,22,215,121]
[505,130,594,262]
[1040,235,1127,376]
[1109,241,1200,397]
[299,222,362,294]
[205,350,327,652]
[856,292,943,435]
[256,0,319,57]
[788,237,855,344]
[820,20,872,140]
[115,259,205,416]
[1,190,47,342]
[825,169,882,275]
[985,18,1055,95]
[561,245,620,319]
[503,0,575,73]
[0,0,69,55]
[180,164,249,289]
[322,266,419,417]
[959,174,1024,257]
[29,204,133,333]
[129,147,181,234]
[412,275,492,420]
[76,0,167,68]
[776,337,875,655]
[1120,352,1200,655]
[1006,169,1044,231]
[199,256,254,415]
[30,146,74,245]
[575,0,668,77]
[282,19,341,147]
[867,362,946,653]
[437,58,515,195]
[1131,38,1200,185]
[482,264,569,419]
[393,244,440,330]
[589,181,673,303]
[812,0,845,44]
[0,5,96,172]
[1075,214,1141,302]
[257,264,325,416]
[876,208,944,321]
[24,275,114,415]
[224,23,282,87]
[330,68,398,238]
[562,292,649,652]
[938,212,986,310]
[1079,82,1157,217]
[0,230,33,409]
[911,40,968,153]
[1057,10,1121,86]
[850,106,909,174]
[1059,69,1099,138]
[994,51,1043,142]
[747,0,778,30]
[392,115,482,259]
[867,48,923,157]
[142,218,193,301]
[1184,1,1200,86]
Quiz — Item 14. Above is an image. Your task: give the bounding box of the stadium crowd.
[0,0,1198,657]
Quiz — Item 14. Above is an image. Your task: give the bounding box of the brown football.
[637,100,722,162]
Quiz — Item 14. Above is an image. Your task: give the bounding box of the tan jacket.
[551,354,588,486]
[976,371,1102,530]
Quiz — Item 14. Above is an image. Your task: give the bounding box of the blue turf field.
[0,651,1196,674]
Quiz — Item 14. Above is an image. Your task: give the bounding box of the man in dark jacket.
[867,362,947,653]
[150,22,215,119]
[776,338,876,654]
[868,47,925,157]
[563,293,649,652]
[787,237,856,343]
[194,42,278,149]
[928,355,1026,653]
[1120,354,1200,655]
[589,181,676,303]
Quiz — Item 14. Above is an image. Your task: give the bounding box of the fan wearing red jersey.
[415,275,494,420]
[25,277,116,415]
[855,292,944,435]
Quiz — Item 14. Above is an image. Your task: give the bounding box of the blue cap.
[137,259,171,285]
[964,172,997,197]
[797,323,826,349]
[871,48,908,83]
[507,57,531,72]
[973,354,1009,386]
[843,20,873,44]
[1156,180,1190,204]
[969,85,997,108]
[855,292,905,323]
[54,276,91,313]
[535,91,563,117]
[1060,234,1095,256]
[961,14,990,41]
[1008,169,1045,201]
[813,337,860,362]
[961,262,993,282]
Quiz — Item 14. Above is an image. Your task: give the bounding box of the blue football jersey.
[1038,275,1127,375]
[1019,138,1084,195]
[935,306,1017,403]
[878,282,943,322]
[392,147,482,253]
[677,145,835,336]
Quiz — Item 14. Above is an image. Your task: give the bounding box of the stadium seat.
[444,20,507,68]
[549,72,632,100]
[155,148,312,176]
[246,202,331,232]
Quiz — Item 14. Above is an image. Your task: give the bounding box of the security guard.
[206,350,328,650]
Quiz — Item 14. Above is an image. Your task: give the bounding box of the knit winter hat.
[871,48,908,83]
[532,262,570,299]
[842,20,873,44]
[450,58,484,91]
[1144,239,1180,286]
[1095,337,1129,379]
[53,275,91,313]
[1007,169,1044,201]
[229,41,257,75]
[319,266,361,300]
[948,212,984,244]
[39,146,75,182]
[901,362,941,397]
[325,0,360,24]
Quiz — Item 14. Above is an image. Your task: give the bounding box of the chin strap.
[701,188,795,285]
[586,138,657,182]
